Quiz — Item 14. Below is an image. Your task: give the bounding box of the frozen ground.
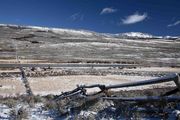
[0,103,56,120]
[0,88,179,120]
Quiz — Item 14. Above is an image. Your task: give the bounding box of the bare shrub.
[10,107,28,120]
[21,95,35,107]
[45,94,54,100]
[3,99,17,108]
[33,95,43,103]
[43,100,57,110]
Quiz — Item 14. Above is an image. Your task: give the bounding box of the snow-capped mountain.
[119,32,154,38]
[164,36,179,40]
[101,32,165,39]
[111,32,165,39]
[0,24,179,40]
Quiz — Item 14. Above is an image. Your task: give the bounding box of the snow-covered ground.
[0,103,56,120]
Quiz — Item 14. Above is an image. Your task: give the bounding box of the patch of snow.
[0,102,56,120]
[79,110,97,117]
[29,103,56,120]
[119,32,154,38]
[164,36,179,40]
[103,32,166,39]
[27,26,95,37]
[0,104,11,119]
[0,24,19,27]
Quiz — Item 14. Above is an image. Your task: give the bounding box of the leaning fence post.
[174,73,180,90]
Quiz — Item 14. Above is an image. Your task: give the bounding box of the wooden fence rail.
[57,73,180,101]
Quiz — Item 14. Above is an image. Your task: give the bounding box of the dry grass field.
[0,77,26,97]
[0,71,177,96]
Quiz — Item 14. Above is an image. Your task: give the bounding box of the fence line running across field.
[56,73,180,101]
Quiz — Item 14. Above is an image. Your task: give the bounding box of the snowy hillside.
[0,24,179,40]
[0,23,180,66]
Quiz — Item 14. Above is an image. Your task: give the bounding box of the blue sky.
[0,0,179,36]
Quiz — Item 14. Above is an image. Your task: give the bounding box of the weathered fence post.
[174,73,180,90]
[19,67,33,96]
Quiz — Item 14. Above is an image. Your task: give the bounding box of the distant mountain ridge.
[0,24,179,40]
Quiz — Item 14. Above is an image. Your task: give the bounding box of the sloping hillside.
[0,24,180,66]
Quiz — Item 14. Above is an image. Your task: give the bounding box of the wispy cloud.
[121,12,147,25]
[100,7,117,15]
[167,20,180,27]
[70,12,84,21]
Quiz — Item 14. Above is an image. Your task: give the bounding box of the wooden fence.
[57,73,180,101]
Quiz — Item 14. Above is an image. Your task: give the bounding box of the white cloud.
[100,7,117,15]
[167,20,180,27]
[70,12,84,21]
[122,12,147,25]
